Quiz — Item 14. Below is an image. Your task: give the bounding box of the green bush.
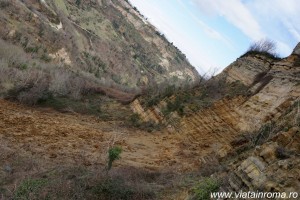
[18,63,28,70]
[139,121,160,133]
[108,146,122,171]
[192,178,220,200]
[129,113,141,127]
[93,179,134,200]
[145,96,160,107]
[24,46,39,53]
[40,54,51,62]
[14,179,48,200]
[128,114,161,132]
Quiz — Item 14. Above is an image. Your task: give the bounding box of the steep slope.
[177,44,300,196]
[131,43,300,185]
[1,44,299,198]
[0,0,199,105]
[1,1,299,196]
[136,43,299,151]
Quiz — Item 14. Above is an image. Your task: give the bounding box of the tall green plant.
[107,146,122,171]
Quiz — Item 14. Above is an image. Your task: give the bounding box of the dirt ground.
[0,98,202,175]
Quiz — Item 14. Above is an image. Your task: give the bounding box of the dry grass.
[0,39,82,104]
[1,159,199,200]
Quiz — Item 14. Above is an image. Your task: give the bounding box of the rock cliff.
[0,0,299,197]
[130,43,300,196]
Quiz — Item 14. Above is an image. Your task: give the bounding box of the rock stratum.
[1,44,299,198]
[0,0,299,199]
[131,44,300,197]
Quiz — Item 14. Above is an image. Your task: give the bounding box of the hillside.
[130,43,300,197]
[0,0,199,106]
[1,44,299,199]
[0,0,300,199]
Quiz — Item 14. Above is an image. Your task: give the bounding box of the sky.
[129,0,300,74]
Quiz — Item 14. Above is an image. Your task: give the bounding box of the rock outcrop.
[130,44,300,194]
[292,42,300,55]
[223,55,273,86]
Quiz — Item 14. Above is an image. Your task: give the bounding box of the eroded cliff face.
[222,106,300,195]
[134,43,300,150]
[0,0,199,99]
[223,55,274,86]
[0,0,299,195]
[0,43,299,198]
[130,44,300,195]
[224,49,300,131]
[180,44,300,194]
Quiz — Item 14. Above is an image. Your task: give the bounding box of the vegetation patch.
[108,146,122,171]
[14,179,48,200]
[93,178,135,200]
[128,113,162,132]
[240,39,281,60]
[191,177,220,200]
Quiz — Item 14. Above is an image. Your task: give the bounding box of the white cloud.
[192,0,300,56]
[246,0,300,55]
[129,0,300,74]
[177,0,233,49]
[192,0,265,40]
[284,21,300,41]
[277,41,293,56]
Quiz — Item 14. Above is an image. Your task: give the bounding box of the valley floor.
[0,99,201,171]
[0,99,203,199]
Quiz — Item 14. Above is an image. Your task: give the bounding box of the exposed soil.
[0,99,201,176]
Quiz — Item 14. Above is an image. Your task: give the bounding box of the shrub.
[108,146,122,171]
[40,54,52,62]
[129,113,141,127]
[248,39,276,54]
[18,63,28,70]
[24,46,39,53]
[6,70,51,105]
[163,97,184,116]
[139,121,160,132]
[93,178,134,200]
[145,96,160,107]
[241,39,280,60]
[128,113,161,132]
[191,177,220,200]
[14,179,48,199]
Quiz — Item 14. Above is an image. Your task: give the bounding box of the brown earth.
[0,98,205,174]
